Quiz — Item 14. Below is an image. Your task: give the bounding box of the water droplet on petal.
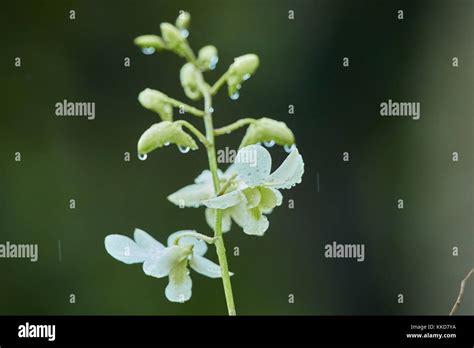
[138,153,148,161]
[141,47,156,55]
[230,91,240,100]
[164,142,170,146]
[180,30,189,38]
[264,140,275,148]
[209,107,214,113]
[243,73,251,81]
[284,144,296,153]
[178,145,190,154]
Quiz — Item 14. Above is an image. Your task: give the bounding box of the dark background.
[0,0,472,315]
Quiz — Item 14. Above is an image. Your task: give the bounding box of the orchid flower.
[104,228,223,303]
[202,144,304,236]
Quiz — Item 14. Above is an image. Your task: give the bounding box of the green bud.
[160,22,193,60]
[227,54,259,97]
[175,11,191,30]
[239,117,295,148]
[138,88,173,121]
[133,35,166,50]
[180,63,202,100]
[138,121,198,155]
[197,45,218,71]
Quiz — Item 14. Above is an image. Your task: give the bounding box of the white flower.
[168,144,304,236]
[202,145,304,236]
[167,167,238,231]
[104,228,223,303]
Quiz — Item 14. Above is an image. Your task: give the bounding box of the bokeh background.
[0,0,472,315]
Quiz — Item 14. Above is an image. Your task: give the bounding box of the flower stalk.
[196,71,237,316]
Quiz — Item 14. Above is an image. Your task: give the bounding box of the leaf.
[137,121,198,155]
[240,118,295,148]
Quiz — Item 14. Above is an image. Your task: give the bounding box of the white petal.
[194,169,224,184]
[133,228,165,254]
[229,204,270,236]
[202,190,244,209]
[243,208,269,236]
[167,230,208,256]
[104,234,147,264]
[167,182,214,208]
[205,208,232,233]
[165,261,192,303]
[143,245,189,278]
[234,145,272,187]
[190,255,223,278]
[243,187,261,209]
[266,147,304,189]
[258,187,282,210]
[228,201,248,229]
[224,164,237,177]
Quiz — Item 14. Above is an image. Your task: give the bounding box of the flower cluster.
[105,11,304,310]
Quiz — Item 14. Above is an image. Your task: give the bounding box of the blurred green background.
[0,0,472,315]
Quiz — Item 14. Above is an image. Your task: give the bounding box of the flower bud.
[133,35,166,50]
[227,54,259,97]
[180,63,202,100]
[138,88,173,121]
[175,11,191,30]
[138,121,198,155]
[197,45,218,71]
[160,23,193,60]
[240,118,295,148]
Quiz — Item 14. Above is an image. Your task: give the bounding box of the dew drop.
[236,84,242,90]
[180,30,189,38]
[243,73,251,81]
[138,153,148,161]
[209,56,219,70]
[141,47,155,55]
[284,144,296,153]
[230,91,240,100]
[178,145,190,153]
[209,107,214,113]
[264,140,275,148]
[164,142,170,147]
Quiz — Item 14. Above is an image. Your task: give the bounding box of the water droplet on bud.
[164,142,170,146]
[138,153,148,160]
[180,30,189,38]
[209,56,219,70]
[178,145,190,153]
[264,140,275,148]
[243,73,251,81]
[141,47,156,55]
[230,92,240,100]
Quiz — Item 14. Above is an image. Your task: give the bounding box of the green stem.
[196,73,237,316]
[174,231,216,245]
[167,97,205,117]
[175,120,210,147]
[210,71,229,96]
[214,118,256,136]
